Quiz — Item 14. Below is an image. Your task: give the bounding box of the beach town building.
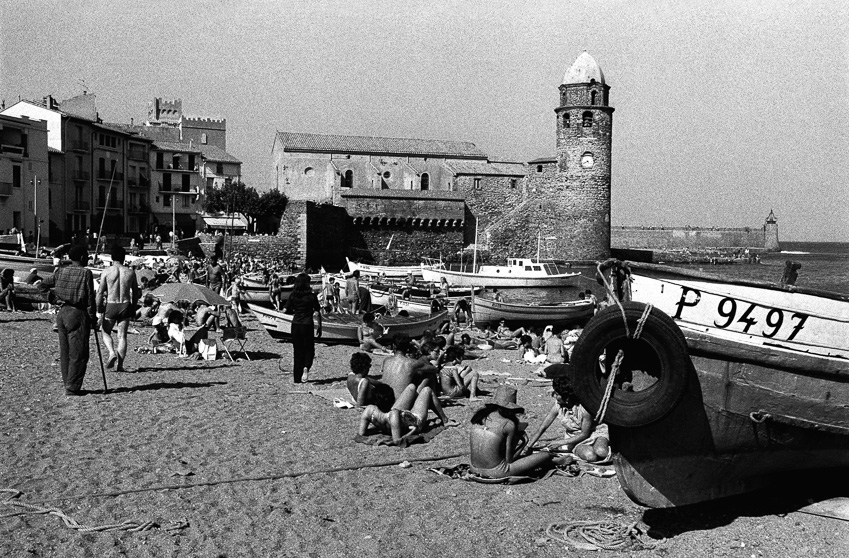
[0,113,49,244]
[1,95,242,242]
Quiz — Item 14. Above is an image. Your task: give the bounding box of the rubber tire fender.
[570,302,690,428]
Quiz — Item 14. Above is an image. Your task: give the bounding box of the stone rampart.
[612,226,766,250]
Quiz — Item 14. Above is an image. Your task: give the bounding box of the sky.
[2,0,847,242]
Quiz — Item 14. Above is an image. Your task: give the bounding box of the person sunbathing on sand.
[359,382,458,445]
[381,336,440,400]
[347,352,395,411]
[358,312,388,353]
[470,386,571,479]
[438,346,480,401]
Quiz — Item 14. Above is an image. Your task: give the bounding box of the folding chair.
[220,325,251,361]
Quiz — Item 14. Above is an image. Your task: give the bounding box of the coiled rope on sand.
[545,519,664,551]
[0,489,188,534]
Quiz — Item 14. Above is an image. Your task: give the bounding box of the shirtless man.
[359,380,457,445]
[438,346,480,401]
[380,337,440,400]
[96,245,140,372]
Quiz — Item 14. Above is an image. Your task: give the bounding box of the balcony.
[0,181,12,196]
[72,200,90,211]
[128,148,147,161]
[72,170,90,181]
[0,144,26,157]
[97,170,124,181]
[155,163,196,172]
[69,140,90,152]
[97,197,124,210]
[128,203,150,213]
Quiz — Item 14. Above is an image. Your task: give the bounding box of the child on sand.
[438,346,480,401]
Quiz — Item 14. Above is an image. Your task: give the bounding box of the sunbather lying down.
[359,383,459,445]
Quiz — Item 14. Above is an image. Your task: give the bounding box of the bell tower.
[554,51,614,260]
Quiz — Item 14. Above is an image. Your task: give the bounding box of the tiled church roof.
[275,131,488,159]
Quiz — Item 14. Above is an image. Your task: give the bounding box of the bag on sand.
[198,339,217,361]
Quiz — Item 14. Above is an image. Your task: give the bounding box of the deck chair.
[220,325,251,361]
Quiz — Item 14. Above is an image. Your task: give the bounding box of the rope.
[594,350,623,424]
[633,303,653,340]
[0,489,188,534]
[596,263,630,338]
[546,519,663,551]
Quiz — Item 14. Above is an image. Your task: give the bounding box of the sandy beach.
[1,310,846,557]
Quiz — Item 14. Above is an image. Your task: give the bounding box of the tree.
[203,180,261,231]
[256,189,288,233]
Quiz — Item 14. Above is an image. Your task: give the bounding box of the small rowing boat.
[472,296,594,326]
[247,303,450,344]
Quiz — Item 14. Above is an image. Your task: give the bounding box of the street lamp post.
[30,175,42,260]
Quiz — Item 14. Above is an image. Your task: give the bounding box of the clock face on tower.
[581,153,595,168]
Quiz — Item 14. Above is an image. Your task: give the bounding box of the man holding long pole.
[38,246,99,396]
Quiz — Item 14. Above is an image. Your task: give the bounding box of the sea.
[496,241,849,305]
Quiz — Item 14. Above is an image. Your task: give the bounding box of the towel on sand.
[354,423,446,448]
[426,463,578,485]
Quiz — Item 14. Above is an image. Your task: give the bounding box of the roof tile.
[276,131,487,159]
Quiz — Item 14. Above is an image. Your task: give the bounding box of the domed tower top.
[563,51,605,85]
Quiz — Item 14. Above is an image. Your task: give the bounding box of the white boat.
[346,257,441,279]
[420,258,580,288]
[626,262,848,360]
[567,261,849,508]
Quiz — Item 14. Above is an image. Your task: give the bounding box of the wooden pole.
[472,219,478,274]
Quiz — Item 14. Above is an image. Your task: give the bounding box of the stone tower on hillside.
[764,209,780,252]
[553,51,614,260]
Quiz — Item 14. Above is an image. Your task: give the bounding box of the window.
[182,174,190,192]
[163,173,172,191]
[510,178,517,189]
[591,91,597,105]
[420,173,429,191]
[536,165,543,173]
[201,133,207,145]
[582,111,593,127]
[216,163,224,175]
[12,165,21,188]
[172,155,180,169]
[342,169,353,188]
[164,194,171,207]
[182,194,190,208]
[188,154,195,170]
[156,152,164,169]
[473,177,481,190]
[563,113,570,128]
[382,171,391,179]
[304,167,315,177]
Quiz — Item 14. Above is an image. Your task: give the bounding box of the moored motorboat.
[421,258,580,288]
[247,303,449,344]
[472,296,594,326]
[567,261,849,508]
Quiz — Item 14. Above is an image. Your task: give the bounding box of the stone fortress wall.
[611,225,770,251]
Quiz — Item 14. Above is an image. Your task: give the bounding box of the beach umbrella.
[135,268,156,283]
[166,255,189,265]
[151,283,227,306]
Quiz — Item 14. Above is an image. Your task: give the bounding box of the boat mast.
[472,219,478,273]
[536,230,541,262]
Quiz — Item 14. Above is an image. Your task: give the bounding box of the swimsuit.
[104,302,135,322]
[399,410,422,429]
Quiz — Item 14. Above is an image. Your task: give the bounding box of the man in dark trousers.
[39,245,97,396]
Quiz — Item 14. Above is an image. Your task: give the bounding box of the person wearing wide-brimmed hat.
[469,386,568,478]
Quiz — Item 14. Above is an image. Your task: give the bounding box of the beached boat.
[568,261,849,508]
[346,257,441,279]
[472,296,594,326]
[420,258,580,288]
[247,303,449,344]
[368,283,478,303]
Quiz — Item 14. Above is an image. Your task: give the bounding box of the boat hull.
[472,296,594,326]
[347,257,439,279]
[421,266,580,288]
[610,347,849,508]
[247,303,449,344]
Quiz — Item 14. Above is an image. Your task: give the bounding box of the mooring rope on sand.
[545,518,663,551]
[0,489,188,534]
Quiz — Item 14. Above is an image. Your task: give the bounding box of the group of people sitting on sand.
[346,328,609,479]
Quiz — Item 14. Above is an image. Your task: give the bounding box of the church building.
[271,52,613,267]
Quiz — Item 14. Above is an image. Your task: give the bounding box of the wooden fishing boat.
[346,257,441,279]
[568,261,849,508]
[421,258,580,288]
[472,296,594,326]
[247,303,449,344]
[368,283,477,304]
